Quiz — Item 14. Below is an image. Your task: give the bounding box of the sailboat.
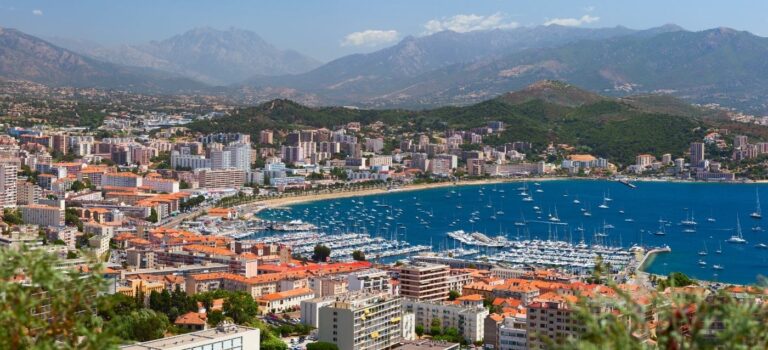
[514,212,526,226]
[598,193,609,209]
[573,195,580,204]
[604,189,613,202]
[715,242,722,254]
[681,210,697,226]
[655,220,667,236]
[751,188,762,219]
[549,207,561,222]
[698,241,708,256]
[713,264,724,270]
[727,215,747,244]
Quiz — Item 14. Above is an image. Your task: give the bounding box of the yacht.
[655,221,667,236]
[713,264,724,270]
[604,190,613,202]
[522,196,534,202]
[698,241,708,256]
[715,242,723,254]
[698,259,707,266]
[573,196,581,204]
[680,211,697,226]
[727,215,747,244]
[756,243,768,249]
[598,195,609,209]
[751,188,762,219]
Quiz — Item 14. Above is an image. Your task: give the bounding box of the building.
[102,172,143,188]
[526,299,586,349]
[398,263,450,301]
[256,288,315,314]
[348,269,392,294]
[635,154,655,168]
[259,130,274,145]
[20,204,64,227]
[143,176,180,193]
[309,275,349,297]
[196,168,245,188]
[403,299,488,343]
[16,180,41,205]
[690,142,705,167]
[318,292,405,350]
[120,323,260,350]
[498,314,528,350]
[0,158,18,208]
[300,295,337,328]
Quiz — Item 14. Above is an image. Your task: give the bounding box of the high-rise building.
[259,130,274,145]
[690,142,705,167]
[398,262,450,301]
[318,292,405,350]
[734,135,748,149]
[224,143,252,171]
[403,299,488,342]
[0,158,19,208]
[196,168,245,189]
[20,204,65,227]
[526,299,588,350]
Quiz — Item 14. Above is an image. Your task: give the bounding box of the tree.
[222,291,259,325]
[312,244,331,262]
[0,248,118,348]
[2,208,23,225]
[147,208,159,223]
[180,180,191,189]
[105,309,170,342]
[415,324,425,337]
[64,207,83,231]
[351,250,366,261]
[70,180,87,192]
[306,342,340,350]
[430,318,441,335]
[448,290,461,301]
[207,310,225,326]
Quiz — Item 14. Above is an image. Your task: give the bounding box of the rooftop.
[120,324,258,350]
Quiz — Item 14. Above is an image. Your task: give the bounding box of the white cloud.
[544,14,600,27]
[423,12,519,35]
[32,9,42,16]
[341,29,399,47]
[584,6,596,12]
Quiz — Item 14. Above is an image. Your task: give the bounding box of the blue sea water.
[257,180,768,285]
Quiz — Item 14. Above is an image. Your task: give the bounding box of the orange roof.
[105,172,140,178]
[568,154,597,162]
[257,288,314,301]
[174,312,207,326]
[456,294,484,302]
[183,245,236,256]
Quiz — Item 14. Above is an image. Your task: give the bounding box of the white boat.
[713,264,724,270]
[751,188,762,219]
[698,241,708,256]
[522,196,534,202]
[756,243,768,249]
[604,190,613,202]
[598,195,609,209]
[573,196,581,204]
[727,215,747,244]
[715,242,722,254]
[698,259,707,266]
[680,211,697,226]
[655,221,667,236]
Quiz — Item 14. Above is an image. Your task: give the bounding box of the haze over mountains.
[6,24,768,113]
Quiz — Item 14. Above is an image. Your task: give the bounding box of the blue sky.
[3,0,768,61]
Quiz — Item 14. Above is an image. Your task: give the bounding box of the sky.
[3,0,768,62]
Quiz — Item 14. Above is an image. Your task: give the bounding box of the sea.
[255,179,768,285]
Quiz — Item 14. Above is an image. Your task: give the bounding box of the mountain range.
[7,24,768,113]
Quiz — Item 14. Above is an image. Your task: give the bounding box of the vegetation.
[3,208,23,225]
[448,290,461,301]
[312,244,331,262]
[306,342,340,350]
[351,250,365,261]
[0,248,118,348]
[656,272,696,290]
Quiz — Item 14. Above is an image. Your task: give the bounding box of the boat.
[698,241,708,256]
[604,190,613,202]
[752,226,762,232]
[680,211,697,226]
[698,259,707,266]
[655,220,667,236]
[713,264,724,270]
[573,196,580,204]
[727,215,747,244]
[522,196,534,202]
[756,243,768,249]
[619,178,637,188]
[715,242,722,254]
[751,188,762,219]
[598,195,609,209]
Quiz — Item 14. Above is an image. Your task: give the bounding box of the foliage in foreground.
[0,248,118,349]
[550,275,768,350]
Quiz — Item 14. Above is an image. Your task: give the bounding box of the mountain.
[244,25,646,103]
[0,28,208,92]
[191,81,717,165]
[242,25,768,114]
[54,27,322,85]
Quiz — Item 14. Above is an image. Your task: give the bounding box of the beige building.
[0,158,18,208]
[196,168,245,188]
[403,299,488,343]
[526,299,586,349]
[20,204,64,227]
[256,287,315,314]
[16,180,41,205]
[398,262,450,301]
[318,292,405,350]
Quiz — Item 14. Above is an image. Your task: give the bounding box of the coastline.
[238,177,568,212]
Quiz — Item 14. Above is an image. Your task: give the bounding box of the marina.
[256,179,768,284]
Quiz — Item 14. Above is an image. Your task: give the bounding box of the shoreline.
[238,177,569,212]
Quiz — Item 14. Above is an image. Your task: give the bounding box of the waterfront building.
[195,168,246,188]
[120,323,260,350]
[318,292,405,350]
[690,142,706,167]
[398,262,450,301]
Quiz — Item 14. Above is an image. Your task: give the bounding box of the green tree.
[351,250,366,261]
[180,180,191,189]
[430,318,441,335]
[0,248,117,348]
[64,207,83,231]
[105,308,170,342]
[222,291,259,325]
[70,180,87,192]
[207,310,225,326]
[2,208,23,225]
[306,342,340,350]
[147,208,159,223]
[312,244,332,262]
[448,290,461,301]
[415,324,424,337]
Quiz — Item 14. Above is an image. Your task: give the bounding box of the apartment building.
[526,299,586,349]
[398,262,450,301]
[300,295,337,328]
[195,168,245,188]
[20,204,64,227]
[318,292,405,350]
[0,158,18,208]
[102,172,143,188]
[348,269,392,294]
[143,176,180,193]
[256,288,315,314]
[403,299,488,343]
[16,180,41,205]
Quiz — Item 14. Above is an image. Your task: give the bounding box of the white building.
[318,292,405,350]
[143,176,180,193]
[348,269,393,294]
[403,299,488,343]
[120,323,260,350]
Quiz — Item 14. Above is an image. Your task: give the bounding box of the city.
[2,1,768,350]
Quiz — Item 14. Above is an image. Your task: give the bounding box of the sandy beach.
[238,177,567,211]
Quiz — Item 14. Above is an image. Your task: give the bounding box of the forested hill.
[189,81,716,165]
